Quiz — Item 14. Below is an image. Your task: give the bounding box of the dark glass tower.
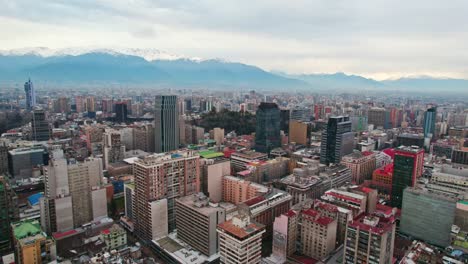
[320,116,353,165]
[391,146,424,208]
[24,78,36,110]
[155,95,179,153]
[255,102,281,153]
[31,109,51,141]
[423,106,437,139]
[115,102,128,123]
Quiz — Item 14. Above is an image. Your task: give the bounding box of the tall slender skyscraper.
[423,106,437,139]
[24,78,36,110]
[320,116,354,165]
[255,102,281,153]
[154,95,179,153]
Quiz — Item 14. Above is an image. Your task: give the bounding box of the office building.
[255,102,281,153]
[280,109,290,133]
[114,102,128,123]
[31,109,50,141]
[397,133,424,148]
[341,151,376,184]
[85,96,96,113]
[0,140,8,174]
[280,163,352,204]
[423,106,437,139]
[217,214,265,264]
[343,213,396,264]
[133,151,200,241]
[400,187,458,247]
[41,152,106,233]
[155,95,179,153]
[176,193,226,257]
[300,209,337,259]
[8,147,46,179]
[290,107,312,122]
[103,130,126,169]
[0,176,18,256]
[368,107,389,129]
[452,148,468,165]
[230,151,268,173]
[24,79,36,110]
[391,146,424,208]
[320,116,354,165]
[350,116,368,132]
[213,127,225,146]
[123,182,135,221]
[12,220,56,264]
[289,120,311,146]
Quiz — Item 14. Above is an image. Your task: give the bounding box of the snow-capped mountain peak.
[0,47,200,62]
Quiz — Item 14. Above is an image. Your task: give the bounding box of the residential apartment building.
[133,151,200,241]
[217,215,265,264]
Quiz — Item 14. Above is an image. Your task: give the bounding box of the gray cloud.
[0,0,467,79]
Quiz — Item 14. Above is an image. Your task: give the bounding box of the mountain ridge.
[0,48,467,93]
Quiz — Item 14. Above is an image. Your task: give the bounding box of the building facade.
[155,95,179,153]
[255,102,281,154]
[320,116,354,165]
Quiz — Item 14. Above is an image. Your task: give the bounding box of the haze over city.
[0,2,467,264]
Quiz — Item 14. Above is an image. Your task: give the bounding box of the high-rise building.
[271,211,298,262]
[222,176,268,205]
[12,220,56,264]
[320,116,354,165]
[175,193,226,257]
[155,95,179,153]
[133,151,200,241]
[85,96,96,112]
[114,102,128,123]
[280,109,290,133]
[400,187,458,247]
[300,209,337,259]
[423,106,437,139]
[0,176,18,256]
[41,151,106,233]
[391,146,424,208]
[0,140,8,174]
[368,107,389,129]
[24,79,36,110]
[255,102,281,153]
[343,213,396,264]
[31,109,50,141]
[217,214,265,264]
[213,127,225,146]
[289,120,311,146]
[103,130,126,169]
[75,96,85,113]
[200,156,230,203]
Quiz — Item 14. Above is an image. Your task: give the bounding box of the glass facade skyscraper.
[255,102,281,154]
[423,106,437,139]
[155,95,179,153]
[320,116,354,165]
[24,78,36,110]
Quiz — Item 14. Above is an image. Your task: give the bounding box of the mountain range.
[0,47,467,94]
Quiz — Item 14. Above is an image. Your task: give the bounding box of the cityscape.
[1,1,468,264]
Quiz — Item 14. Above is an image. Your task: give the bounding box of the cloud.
[0,0,467,79]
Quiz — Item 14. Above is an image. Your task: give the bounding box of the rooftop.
[348,213,395,235]
[199,150,224,159]
[13,220,43,240]
[217,217,265,240]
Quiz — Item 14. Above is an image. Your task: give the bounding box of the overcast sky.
[1,0,467,80]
